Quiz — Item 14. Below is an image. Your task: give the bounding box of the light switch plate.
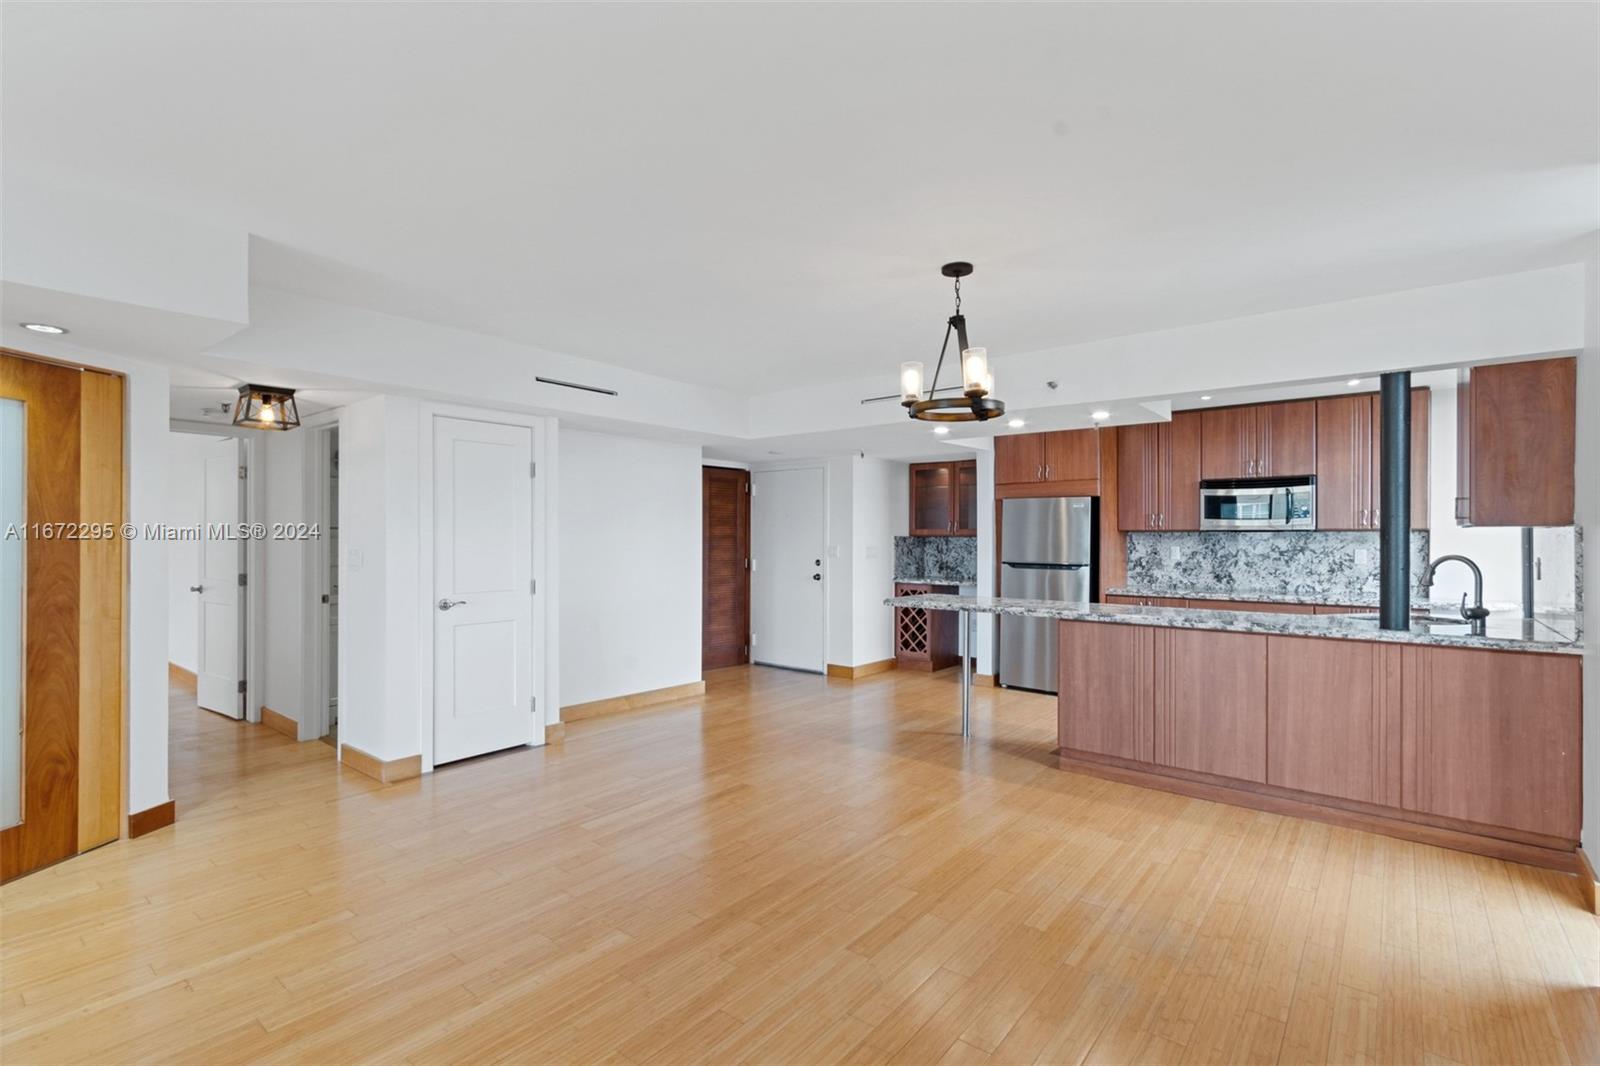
[346,547,364,572]
[1354,548,1370,566]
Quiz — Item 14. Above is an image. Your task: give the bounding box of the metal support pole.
[1521,527,1535,619]
[958,610,972,738]
[1378,372,1412,631]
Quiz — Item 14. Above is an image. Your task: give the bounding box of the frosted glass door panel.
[0,398,24,829]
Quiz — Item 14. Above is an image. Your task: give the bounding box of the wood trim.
[1576,848,1598,914]
[127,800,176,839]
[973,673,997,687]
[260,706,298,740]
[561,680,707,722]
[826,659,896,680]
[77,370,123,852]
[168,662,197,688]
[543,723,566,743]
[339,744,422,785]
[995,477,1100,500]
[1056,748,1581,874]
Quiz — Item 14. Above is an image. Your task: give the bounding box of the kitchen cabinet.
[1455,357,1576,527]
[995,429,1102,488]
[1154,629,1268,783]
[1115,412,1201,531]
[1267,636,1401,806]
[908,460,976,536]
[1187,598,1315,615]
[1103,594,1188,607]
[1314,388,1430,531]
[893,583,961,671]
[1401,645,1581,839]
[1199,400,1315,480]
[1058,621,1153,762]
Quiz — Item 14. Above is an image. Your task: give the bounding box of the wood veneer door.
[994,433,1045,485]
[1315,394,1366,530]
[1266,637,1400,806]
[1043,429,1099,483]
[1462,358,1576,527]
[952,461,977,535]
[1409,387,1430,530]
[909,462,955,535]
[701,466,750,670]
[1199,406,1253,479]
[1401,645,1581,840]
[1059,621,1152,761]
[1259,400,1316,477]
[1115,424,1156,531]
[1163,411,1202,530]
[0,355,83,882]
[1154,628,1267,783]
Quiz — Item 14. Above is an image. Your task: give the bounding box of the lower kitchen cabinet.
[1267,636,1401,806]
[1058,621,1153,762]
[1154,629,1267,783]
[893,583,961,671]
[1401,645,1581,840]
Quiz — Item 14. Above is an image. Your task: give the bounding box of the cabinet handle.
[1372,507,1380,526]
[1158,512,1165,528]
[1036,465,1043,480]
[1361,508,1369,527]
[1044,465,1051,480]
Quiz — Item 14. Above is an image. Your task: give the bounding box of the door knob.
[437,598,468,611]
[189,585,203,593]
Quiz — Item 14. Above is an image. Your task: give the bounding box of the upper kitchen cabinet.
[995,429,1103,493]
[1455,357,1576,527]
[1315,388,1430,531]
[1116,411,1201,531]
[1199,400,1316,479]
[909,459,977,536]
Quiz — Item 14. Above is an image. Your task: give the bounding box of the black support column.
[1378,371,1412,630]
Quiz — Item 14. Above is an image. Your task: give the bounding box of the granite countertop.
[1105,585,1385,607]
[894,576,975,586]
[883,594,1582,655]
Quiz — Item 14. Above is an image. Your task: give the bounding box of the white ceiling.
[6,3,1596,396]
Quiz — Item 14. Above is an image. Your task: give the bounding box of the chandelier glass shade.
[901,263,1005,422]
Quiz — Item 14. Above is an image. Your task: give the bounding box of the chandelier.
[899,262,1005,422]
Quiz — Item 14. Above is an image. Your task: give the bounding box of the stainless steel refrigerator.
[998,496,1096,694]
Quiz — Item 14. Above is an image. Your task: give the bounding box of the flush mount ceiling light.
[232,383,301,431]
[899,263,1005,423]
[20,322,67,335]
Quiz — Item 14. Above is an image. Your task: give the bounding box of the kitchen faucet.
[1418,554,1491,635]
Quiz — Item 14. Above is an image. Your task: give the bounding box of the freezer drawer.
[997,564,1088,694]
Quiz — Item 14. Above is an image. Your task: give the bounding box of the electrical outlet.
[1354,547,1370,567]
[1168,546,1181,563]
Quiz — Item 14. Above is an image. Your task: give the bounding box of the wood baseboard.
[543,723,566,743]
[260,706,298,740]
[826,659,896,680]
[1057,750,1581,876]
[340,744,422,785]
[168,662,197,688]
[1577,848,1598,914]
[974,673,997,687]
[562,680,707,722]
[128,800,176,839]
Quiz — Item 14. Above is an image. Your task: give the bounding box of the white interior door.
[195,437,243,718]
[750,466,827,672]
[432,416,534,765]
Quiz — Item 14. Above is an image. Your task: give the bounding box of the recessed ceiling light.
[933,425,951,435]
[21,322,67,335]
[1199,394,1212,401]
[1347,378,1362,386]
[1007,418,1026,429]
[1090,410,1111,421]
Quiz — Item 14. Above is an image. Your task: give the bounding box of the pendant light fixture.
[899,262,1005,423]
[232,384,301,431]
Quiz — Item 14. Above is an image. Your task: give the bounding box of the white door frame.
[298,410,342,742]
[749,459,830,673]
[166,422,266,726]
[416,402,552,774]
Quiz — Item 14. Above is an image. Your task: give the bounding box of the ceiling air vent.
[536,376,618,397]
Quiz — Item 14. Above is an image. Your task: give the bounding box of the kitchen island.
[883,593,1584,873]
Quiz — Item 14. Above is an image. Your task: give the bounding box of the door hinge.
[530,695,537,714]
[530,578,537,594]
[238,464,247,480]
[744,482,750,494]
[743,557,750,569]
[530,461,537,478]
[238,572,247,587]
[237,679,247,694]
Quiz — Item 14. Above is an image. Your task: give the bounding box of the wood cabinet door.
[1315,394,1368,530]
[1258,400,1316,477]
[952,461,977,535]
[1155,629,1267,783]
[1199,406,1254,479]
[1267,637,1400,806]
[1409,387,1429,530]
[1401,646,1581,840]
[994,434,1045,486]
[909,462,955,535]
[1059,621,1153,761]
[1115,424,1157,531]
[1162,411,1202,530]
[1461,358,1576,527]
[1043,429,1099,483]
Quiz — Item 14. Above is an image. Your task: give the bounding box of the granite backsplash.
[1124,530,1431,601]
[894,535,977,582]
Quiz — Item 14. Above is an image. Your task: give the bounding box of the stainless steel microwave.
[1199,477,1316,530]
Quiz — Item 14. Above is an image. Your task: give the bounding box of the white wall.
[850,458,908,666]
[1424,384,1578,609]
[164,432,221,673]
[259,427,310,733]
[558,429,701,708]
[825,457,854,667]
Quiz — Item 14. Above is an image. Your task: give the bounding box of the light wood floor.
[2,667,1595,1064]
